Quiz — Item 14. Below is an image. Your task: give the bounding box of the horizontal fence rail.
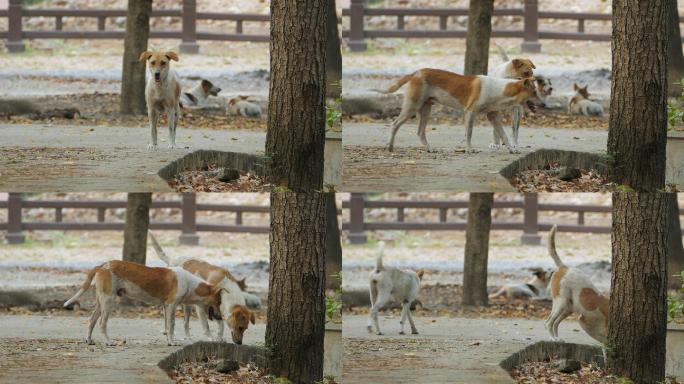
[4,0,683,53]
[2,193,682,246]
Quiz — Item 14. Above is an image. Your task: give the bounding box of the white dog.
[227,96,262,119]
[63,260,221,346]
[367,242,424,335]
[139,51,181,150]
[179,79,222,109]
[488,268,550,300]
[568,84,604,117]
[545,225,609,344]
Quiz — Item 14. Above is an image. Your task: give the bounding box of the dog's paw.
[507,147,520,154]
[366,325,374,334]
[424,145,434,153]
[411,330,419,335]
[376,332,384,336]
[488,143,501,150]
[167,143,176,150]
[147,143,158,151]
[86,338,95,345]
[384,144,395,152]
[465,148,481,154]
[167,340,181,346]
[399,331,405,335]
[105,341,118,347]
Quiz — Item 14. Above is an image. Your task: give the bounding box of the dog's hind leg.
[511,107,521,147]
[99,297,115,346]
[464,111,478,153]
[167,107,177,149]
[406,303,419,334]
[367,281,379,333]
[387,108,415,152]
[147,109,159,150]
[545,296,569,341]
[369,286,391,335]
[196,304,214,341]
[416,101,433,152]
[86,300,101,345]
[487,112,517,154]
[183,305,192,339]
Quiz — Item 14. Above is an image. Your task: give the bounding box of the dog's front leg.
[417,102,433,152]
[511,107,522,148]
[148,108,159,150]
[165,303,180,346]
[216,318,224,341]
[464,111,478,153]
[196,304,214,341]
[487,112,518,154]
[183,305,192,339]
[167,107,177,149]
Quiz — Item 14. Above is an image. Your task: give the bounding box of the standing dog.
[63,260,222,346]
[179,79,222,108]
[367,243,424,335]
[568,84,604,117]
[545,225,609,343]
[491,44,538,149]
[139,51,181,150]
[149,233,256,345]
[488,268,550,300]
[375,68,545,153]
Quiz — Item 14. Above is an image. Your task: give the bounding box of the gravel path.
[0,314,266,384]
[343,123,608,192]
[343,314,597,384]
[0,123,266,192]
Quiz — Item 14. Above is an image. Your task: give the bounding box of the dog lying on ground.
[367,242,424,335]
[139,50,181,150]
[491,43,538,149]
[545,225,609,344]
[63,260,222,346]
[374,68,545,153]
[179,79,222,109]
[149,233,256,345]
[227,96,262,119]
[488,268,550,300]
[568,84,604,117]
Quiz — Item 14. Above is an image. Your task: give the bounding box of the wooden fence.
[0,192,632,246]
[4,0,674,54]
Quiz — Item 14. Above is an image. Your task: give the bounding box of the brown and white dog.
[568,84,604,117]
[149,233,256,345]
[227,96,262,119]
[491,44,538,149]
[139,51,181,150]
[63,260,222,346]
[546,225,609,344]
[179,79,222,109]
[375,68,545,153]
[488,268,550,300]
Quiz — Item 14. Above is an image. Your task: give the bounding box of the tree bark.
[120,0,152,115]
[325,0,342,99]
[608,1,668,190]
[667,194,684,289]
[462,193,493,306]
[266,1,327,191]
[266,193,326,383]
[608,193,668,383]
[668,0,684,96]
[122,193,152,264]
[464,0,494,76]
[325,193,342,290]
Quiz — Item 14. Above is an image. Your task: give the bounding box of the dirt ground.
[0,314,267,384]
[342,314,596,384]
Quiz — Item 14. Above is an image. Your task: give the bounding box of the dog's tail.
[64,265,102,308]
[148,232,171,265]
[547,225,565,268]
[370,73,414,94]
[375,241,386,272]
[495,42,510,62]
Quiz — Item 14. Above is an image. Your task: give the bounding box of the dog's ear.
[528,60,536,69]
[165,51,179,62]
[416,269,424,280]
[228,98,237,106]
[574,83,580,91]
[138,51,153,63]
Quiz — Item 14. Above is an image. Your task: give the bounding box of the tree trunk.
[120,0,152,115]
[266,193,326,383]
[464,0,494,76]
[122,193,152,264]
[325,193,342,290]
[608,193,668,383]
[668,0,684,96]
[667,194,684,289]
[608,1,668,190]
[462,193,493,306]
[325,0,342,99]
[266,1,327,191]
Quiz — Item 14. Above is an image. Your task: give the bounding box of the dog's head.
[201,79,222,97]
[225,304,256,345]
[508,78,546,113]
[535,76,553,103]
[139,51,179,84]
[527,268,551,290]
[194,283,224,320]
[511,58,536,79]
[573,83,590,100]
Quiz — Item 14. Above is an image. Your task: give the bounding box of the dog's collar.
[525,284,539,295]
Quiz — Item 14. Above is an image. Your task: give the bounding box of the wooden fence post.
[179,0,200,54]
[348,0,367,52]
[348,193,367,244]
[7,0,26,53]
[521,193,541,245]
[179,193,199,245]
[7,193,25,244]
[521,0,542,53]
